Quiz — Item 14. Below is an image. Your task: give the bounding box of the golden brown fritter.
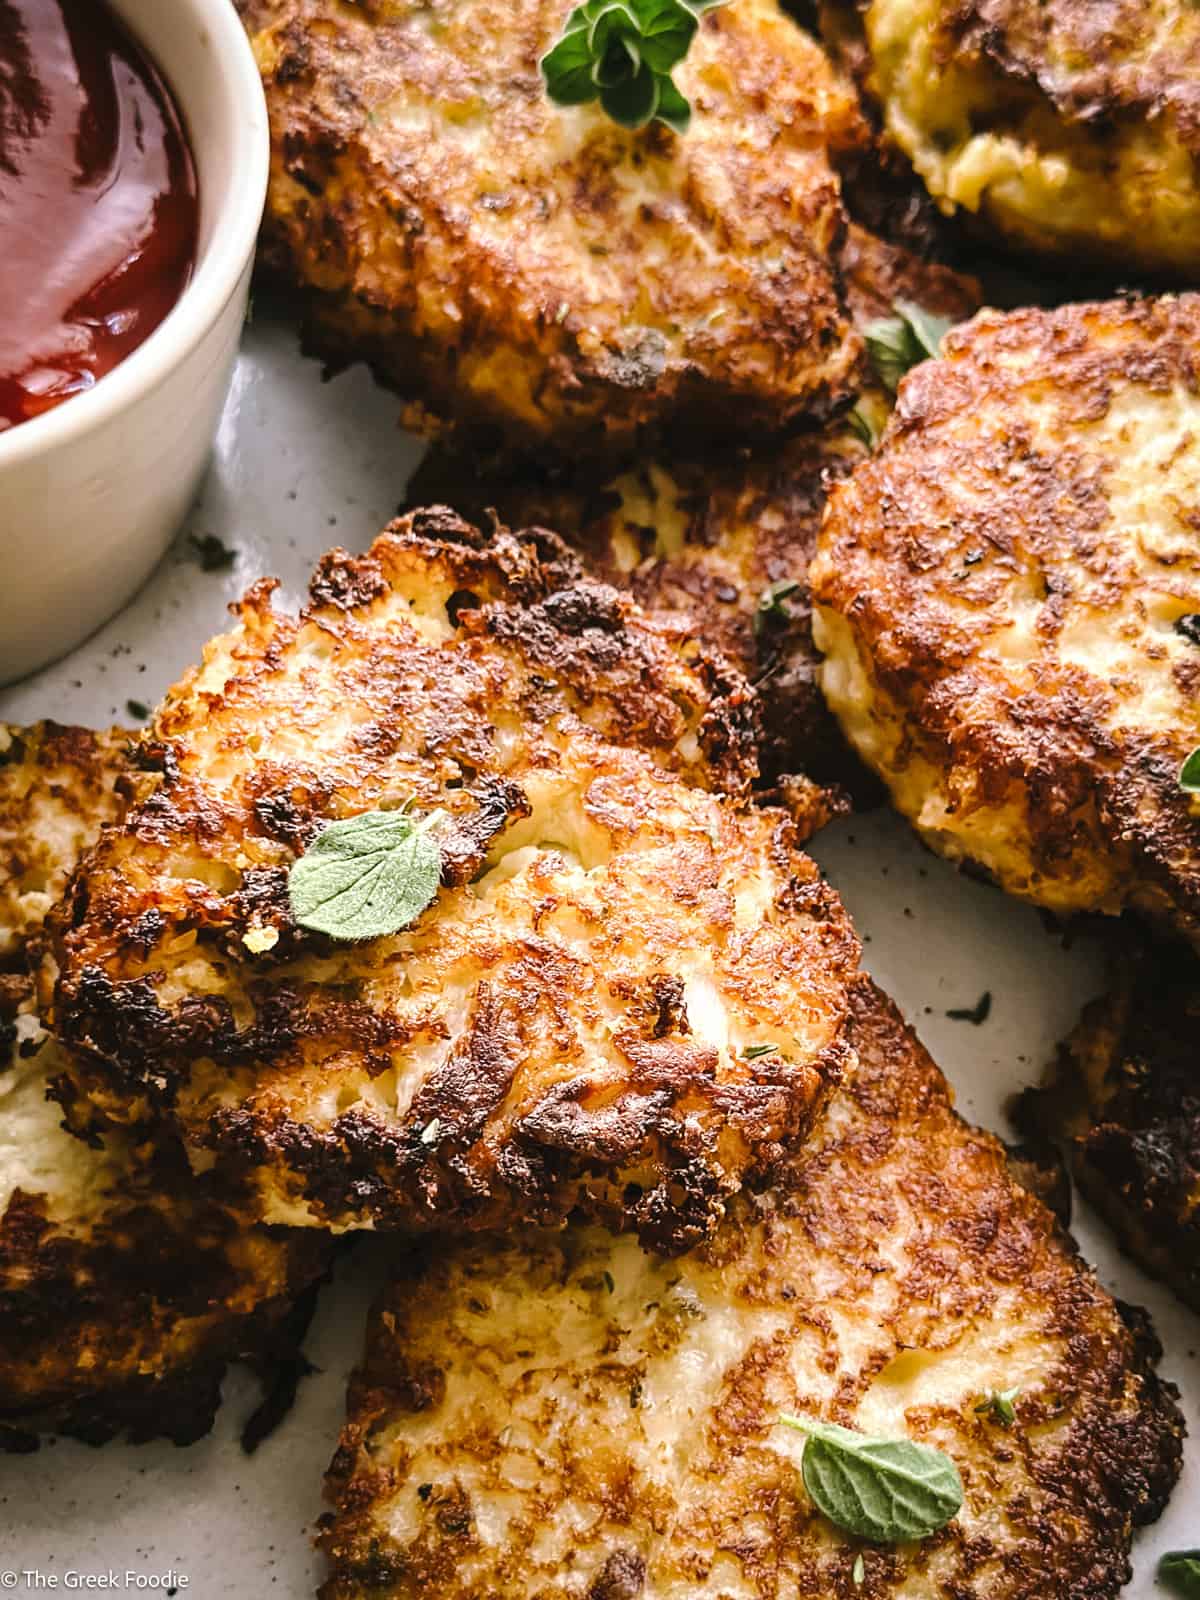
[50,514,861,1251]
[812,295,1200,942]
[319,978,1183,1600]
[404,240,979,802]
[238,0,874,456]
[1025,931,1200,1315]
[0,723,329,1448]
[836,220,979,331]
[407,431,869,797]
[845,0,1200,275]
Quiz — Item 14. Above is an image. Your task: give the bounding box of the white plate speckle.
[0,310,1193,1597]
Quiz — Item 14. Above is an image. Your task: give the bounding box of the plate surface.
[0,310,1193,1597]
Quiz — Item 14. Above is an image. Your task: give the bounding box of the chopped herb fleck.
[125,699,150,721]
[974,1386,1019,1427]
[946,991,991,1025]
[1180,748,1200,793]
[754,578,801,636]
[744,1043,779,1060]
[603,1270,615,1293]
[189,533,237,572]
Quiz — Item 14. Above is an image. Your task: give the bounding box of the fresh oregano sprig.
[1179,747,1200,793]
[863,300,955,393]
[1160,1551,1200,1596]
[777,1414,963,1543]
[288,804,444,941]
[541,0,724,133]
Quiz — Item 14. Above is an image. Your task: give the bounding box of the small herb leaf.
[600,61,660,126]
[653,72,691,133]
[863,302,955,394]
[895,300,952,361]
[288,805,443,942]
[743,1043,779,1060]
[542,0,717,131]
[636,0,698,71]
[1160,1552,1200,1597]
[1180,747,1200,793]
[1158,1548,1200,1587]
[754,578,801,636]
[846,403,880,449]
[973,1386,1019,1427]
[778,1415,963,1544]
[946,990,992,1025]
[540,26,598,101]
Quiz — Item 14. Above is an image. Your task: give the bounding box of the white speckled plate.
[0,310,1193,1597]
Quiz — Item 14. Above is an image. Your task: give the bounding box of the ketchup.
[0,0,198,432]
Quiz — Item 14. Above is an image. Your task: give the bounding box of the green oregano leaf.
[600,61,660,126]
[1160,1552,1200,1597]
[288,805,444,941]
[539,26,599,102]
[542,0,721,132]
[1180,747,1200,793]
[653,72,692,133]
[863,301,955,394]
[635,0,699,72]
[777,1414,963,1543]
[895,300,953,361]
[846,403,881,449]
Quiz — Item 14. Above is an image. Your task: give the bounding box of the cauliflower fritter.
[0,723,329,1447]
[408,431,869,797]
[853,0,1200,275]
[237,0,874,456]
[812,295,1200,940]
[1026,931,1200,1315]
[405,258,979,800]
[319,979,1183,1600]
[50,514,860,1251]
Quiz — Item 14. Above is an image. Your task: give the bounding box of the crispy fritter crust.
[238,0,871,455]
[0,724,329,1447]
[854,0,1200,275]
[408,432,871,798]
[0,724,130,971]
[50,514,860,1250]
[812,295,1200,941]
[319,978,1183,1599]
[401,224,979,804]
[1026,932,1200,1314]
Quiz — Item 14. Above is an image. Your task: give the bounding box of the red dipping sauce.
[0,0,198,433]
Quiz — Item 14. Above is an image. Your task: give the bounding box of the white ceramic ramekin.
[0,0,268,684]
